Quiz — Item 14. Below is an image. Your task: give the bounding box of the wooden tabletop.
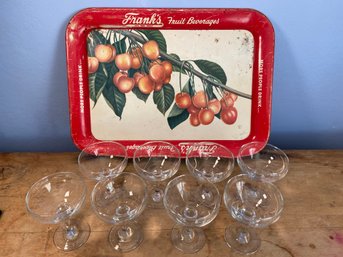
[1,150,343,257]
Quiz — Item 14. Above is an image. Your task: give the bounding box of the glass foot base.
[171,225,205,253]
[54,219,90,251]
[224,225,261,255]
[109,223,144,252]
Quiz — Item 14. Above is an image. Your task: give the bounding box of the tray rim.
[65,7,275,157]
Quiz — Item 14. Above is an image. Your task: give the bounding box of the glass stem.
[117,223,134,242]
[236,226,251,245]
[63,219,80,241]
[180,227,196,243]
[151,188,164,202]
[150,181,166,203]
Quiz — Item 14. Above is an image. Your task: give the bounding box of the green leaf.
[137,30,167,52]
[132,87,150,102]
[127,69,137,78]
[142,62,150,74]
[181,79,195,95]
[167,106,189,130]
[193,59,227,85]
[104,62,118,79]
[205,83,216,100]
[102,81,126,119]
[187,77,196,96]
[153,84,175,115]
[104,30,112,44]
[113,38,127,54]
[167,79,192,129]
[168,53,187,75]
[89,73,96,101]
[168,53,180,60]
[92,71,107,104]
[87,38,94,56]
[90,30,107,45]
[89,64,108,105]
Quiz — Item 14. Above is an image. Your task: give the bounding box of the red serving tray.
[65,8,274,157]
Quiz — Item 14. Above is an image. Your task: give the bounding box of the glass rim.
[133,140,181,158]
[238,141,288,159]
[133,141,181,175]
[185,141,234,169]
[78,141,128,174]
[224,174,284,218]
[237,141,289,181]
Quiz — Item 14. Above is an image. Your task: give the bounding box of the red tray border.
[65,8,275,157]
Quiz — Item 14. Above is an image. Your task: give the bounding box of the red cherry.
[198,108,215,125]
[208,99,221,114]
[220,96,234,109]
[220,106,238,125]
[117,76,135,93]
[230,93,238,101]
[88,57,99,73]
[187,103,200,114]
[112,71,128,86]
[149,63,166,83]
[133,72,144,86]
[175,92,192,109]
[189,114,200,127]
[192,91,208,109]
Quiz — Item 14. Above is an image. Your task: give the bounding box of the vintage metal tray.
[66,8,274,157]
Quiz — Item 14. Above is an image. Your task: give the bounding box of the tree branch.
[119,30,252,100]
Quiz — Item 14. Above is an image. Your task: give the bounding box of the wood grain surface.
[1,151,343,257]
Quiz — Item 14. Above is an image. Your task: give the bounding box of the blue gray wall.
[1,0,342,151]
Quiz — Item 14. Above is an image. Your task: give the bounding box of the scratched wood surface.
[1,151,343,257]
